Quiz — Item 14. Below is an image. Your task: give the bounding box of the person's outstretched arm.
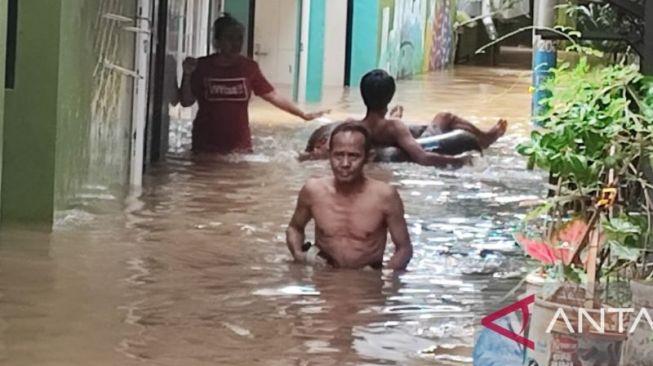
[286,183,314,262]
[385,187,413,271]
[261,91,329,121]
[393,121,472,168]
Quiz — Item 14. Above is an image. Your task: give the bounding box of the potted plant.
[514,56,653,365]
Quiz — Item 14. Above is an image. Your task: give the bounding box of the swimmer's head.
[213,13,245,55]
[360,69,396,115]
[328,122,371,184]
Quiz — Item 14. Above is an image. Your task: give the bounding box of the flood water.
[0,66,544,365]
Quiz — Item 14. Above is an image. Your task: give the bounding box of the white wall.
[322,0,347,87]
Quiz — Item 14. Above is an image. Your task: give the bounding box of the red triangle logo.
[481,294,535,350]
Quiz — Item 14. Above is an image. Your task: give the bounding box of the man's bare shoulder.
[302,176,331,195]
[366,179,403,216]
[366,178,399,199]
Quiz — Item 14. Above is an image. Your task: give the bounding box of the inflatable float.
[305,121,482,163]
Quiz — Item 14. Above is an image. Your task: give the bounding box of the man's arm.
[385,187,413,271]
[260,91,329,121]
[393,121,471,168]
[286,183,314,262]
[179,57,198,107]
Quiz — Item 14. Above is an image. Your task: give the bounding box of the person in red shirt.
[179,14,327,154]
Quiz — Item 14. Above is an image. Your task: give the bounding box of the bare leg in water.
[389,106,507,148]
[430,112,507,149]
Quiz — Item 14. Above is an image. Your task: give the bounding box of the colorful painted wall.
[350,0,457,85]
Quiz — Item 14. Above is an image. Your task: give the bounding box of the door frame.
[144,0,169,167]
[129,0,153,187]
[296,0,311,103]
[343,0,354,87]
[292,0,303,101]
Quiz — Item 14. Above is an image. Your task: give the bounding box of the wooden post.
[585,229,600,308]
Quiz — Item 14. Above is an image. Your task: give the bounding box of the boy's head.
[360,69,396,115]
[213,13,245,55]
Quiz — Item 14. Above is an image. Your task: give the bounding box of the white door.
[253,0,298,87]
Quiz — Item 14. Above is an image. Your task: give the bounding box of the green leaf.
[563,265,588,284]
[568,155,588,179]
[603,217,642,236]
[516,143,533,156]
[525,203,553,222]
[607,240,641,261]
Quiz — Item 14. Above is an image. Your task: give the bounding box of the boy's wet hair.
[360,69,396,112]
[213,13,244,41]
[328,122,372,158]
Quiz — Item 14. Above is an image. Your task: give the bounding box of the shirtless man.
[286,122,413,270]
[300,69,508,167]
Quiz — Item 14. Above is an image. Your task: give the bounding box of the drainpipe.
[532,0,557,124]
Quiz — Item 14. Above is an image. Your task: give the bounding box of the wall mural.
[377,0,456,79]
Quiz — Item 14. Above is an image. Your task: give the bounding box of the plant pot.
[525,294,626,366]
[620,280,653,366]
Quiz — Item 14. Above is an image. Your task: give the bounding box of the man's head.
[328,122,371,184]
[213,14,245,55]
[360,69,396,116]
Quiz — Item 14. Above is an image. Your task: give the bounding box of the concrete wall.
[56,0,136,211]
[1,0,136,226]
[77,0,135,206]
[323,0,347,87]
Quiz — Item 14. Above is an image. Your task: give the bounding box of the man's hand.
[293,252,307,263]
[182,57,198,75]
[304,246,329,267]
[302,110,330,121]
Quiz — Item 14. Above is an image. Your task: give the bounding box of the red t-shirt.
[190,55,274,153]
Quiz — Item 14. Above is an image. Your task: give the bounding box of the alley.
[0,66,542,366]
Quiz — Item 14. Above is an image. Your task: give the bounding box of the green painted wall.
[224,0,252,56]
[2,0,63,225]
[2,0,135,227]
[0,0,7,215]
[349,0,379,86]
[306,0,325,102]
